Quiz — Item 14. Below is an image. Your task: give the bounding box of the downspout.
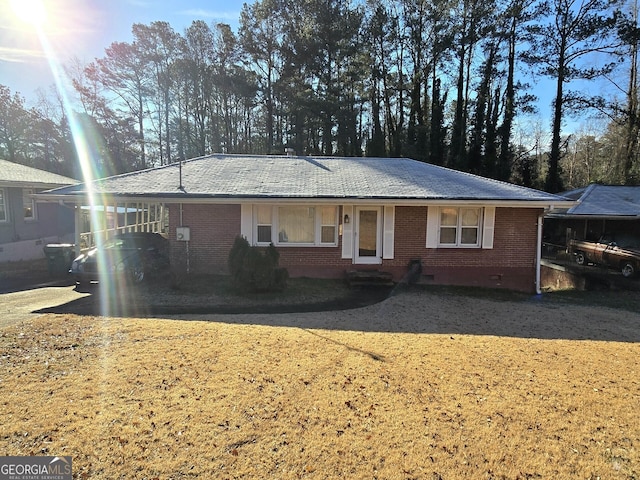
[535,210,546,295]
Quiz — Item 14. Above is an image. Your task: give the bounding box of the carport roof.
[556,184,640,218]
[37,154,572,206]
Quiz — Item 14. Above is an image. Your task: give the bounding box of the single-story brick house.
[0,159,77,262]
[37,154,573,292]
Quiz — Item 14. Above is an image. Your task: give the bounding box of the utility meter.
[176,226,190,241]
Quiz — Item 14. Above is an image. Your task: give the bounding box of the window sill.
[257,243,338,248]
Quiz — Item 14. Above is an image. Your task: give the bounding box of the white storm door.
[354,207,382,264]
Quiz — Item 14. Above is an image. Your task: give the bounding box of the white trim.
[383,205,395,259]
[23,188,37,221]
[0,187,7,223]
[341,205,354,259]
[34,193,575,210]
[240,204,253,243]
[426,206,439,248]
[250,204,339,247]
[428,206,497,249]
[354,206,382,265]
[536,213,543,294]
[482,206,495,249]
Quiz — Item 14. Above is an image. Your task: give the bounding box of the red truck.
[569,234,640,278]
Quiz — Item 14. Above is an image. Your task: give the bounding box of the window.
[23,189,35,221]
[438,207,481,247]
[256,205,272,243]
[278,206,315,243]
[0,189,6,222]
[320,206,337,244]
[254,205,338,246]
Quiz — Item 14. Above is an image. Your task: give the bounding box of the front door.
[354,207,382,264]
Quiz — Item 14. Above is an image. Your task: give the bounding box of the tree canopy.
[1,0,637,190]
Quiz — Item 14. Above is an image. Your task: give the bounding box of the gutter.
[34,192,577,209]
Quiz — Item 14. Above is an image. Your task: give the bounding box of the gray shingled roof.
[0,159,77,187]
[40,154,569,204]
[560,184,640,217]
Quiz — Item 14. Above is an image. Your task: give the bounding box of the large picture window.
[438,207,481,247]
[254,205,338,246]
[279,206,315,243]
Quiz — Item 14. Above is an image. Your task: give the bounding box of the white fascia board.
[33,193,576,210]
[203,197,576,208]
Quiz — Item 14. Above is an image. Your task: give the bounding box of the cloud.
[0,46,45,63]
[177,9,239,21]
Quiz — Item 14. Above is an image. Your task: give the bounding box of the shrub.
[228,236,288,292]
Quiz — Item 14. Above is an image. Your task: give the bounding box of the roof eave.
[1,181,77,189]
[546,212,640,219]
[34,191,574,209]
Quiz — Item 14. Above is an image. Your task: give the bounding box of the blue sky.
[0,0,606,139]
[0,0,246,100]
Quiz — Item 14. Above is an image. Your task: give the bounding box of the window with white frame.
[254,205,338,246]
[256,205,272,243]
[0,189,6,222]
[438,207,482,247]
[320,206,337,243]
[23,188,36,221]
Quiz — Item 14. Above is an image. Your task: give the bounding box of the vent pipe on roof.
[178,160,185,192]
[285,147,296,157]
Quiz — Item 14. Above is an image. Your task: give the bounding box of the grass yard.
[0,287,639,479]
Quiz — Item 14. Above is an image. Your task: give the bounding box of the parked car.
[70,232,169,287]
[568,234,640,278]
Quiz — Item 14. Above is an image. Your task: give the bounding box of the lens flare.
[11,0,47,26]
[32,22,121,315]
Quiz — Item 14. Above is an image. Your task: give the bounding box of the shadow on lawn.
[33,282,394,317]
[32,281,640,343]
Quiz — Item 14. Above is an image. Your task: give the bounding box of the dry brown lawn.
[1,286,639,479]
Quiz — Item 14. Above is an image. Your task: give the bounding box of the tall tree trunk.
[450,42,467,169]
[429,74,446,166]
[368,82,386,157]
[623,0,639,184]
[547,48,566,193]
[498,15,517,182]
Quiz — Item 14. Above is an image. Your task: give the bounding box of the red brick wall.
[166,203,542,292]
[384,206,540,291]
[168,204,241,274]
[387,206,538,268]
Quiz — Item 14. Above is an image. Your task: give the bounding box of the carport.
[544,184,640,254]
[36,193,168,257]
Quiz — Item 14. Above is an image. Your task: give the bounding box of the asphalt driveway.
[0,284,89,328]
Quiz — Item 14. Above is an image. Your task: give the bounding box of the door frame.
[353,206,382,264]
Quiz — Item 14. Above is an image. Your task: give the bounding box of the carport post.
[74,204,82,258]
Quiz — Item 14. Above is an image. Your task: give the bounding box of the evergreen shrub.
[228,236,288,292]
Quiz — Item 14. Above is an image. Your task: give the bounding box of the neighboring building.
[544,184,640,246]
[0,160,77,262]
[37,154,573,292]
